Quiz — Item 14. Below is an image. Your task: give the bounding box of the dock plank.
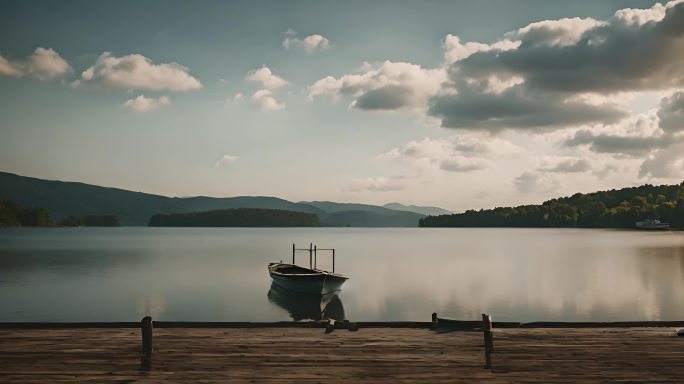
[1,327,684,382]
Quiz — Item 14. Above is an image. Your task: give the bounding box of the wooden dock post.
[140,316,153,369]
[292,243,295,264]
[482,313,493,369]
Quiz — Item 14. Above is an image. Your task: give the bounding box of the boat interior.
[271,264,320,275]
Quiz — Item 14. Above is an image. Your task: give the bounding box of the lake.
[1,227,683,322]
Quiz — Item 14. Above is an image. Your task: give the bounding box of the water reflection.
[267,283,345,321]
[2,228,684,322]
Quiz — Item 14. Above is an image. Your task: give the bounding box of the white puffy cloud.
[215,154,238,167]
[251,89,284,111]
[612,0,684,26]
[309,61,446,110]
[0,47,71,80]
[443,34,519,63]
[507,18,607,48]
[244,67,289,111]
[245,67,289,90]
[73,52,202,91]
[283,34,331,53]
[348,176,406,192]
[0,55,22,77]
[122,95,171,112]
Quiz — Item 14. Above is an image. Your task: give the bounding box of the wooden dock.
[1,324,683,383]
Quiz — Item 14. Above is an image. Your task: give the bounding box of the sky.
[1,0,683,212]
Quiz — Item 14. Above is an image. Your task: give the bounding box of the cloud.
[245,67,289,110]
[506,18,607,48]
[245,67,289,90]
[215,154,238,167]
[563,91,684,156]
[309,61,446,111]
[439,156,489,172]
[310,1,684,133]
[428,83,626,131]
[443,34,520,63]
[283,34,331,53]
[657,91,684,134]
[0,55,22,77]
[378,134,520,173]
[514,171,558,193]
[538,157,591,173]
[0,47,71,80]
[349,176,406,192]
[122,95,171,112]
[639,143,684,179]
[453,1,684,95]
[251,89,284,111]
[72,52,202,91]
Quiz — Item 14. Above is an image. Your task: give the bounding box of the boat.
[268,243,348,295]
[635,219,670,230]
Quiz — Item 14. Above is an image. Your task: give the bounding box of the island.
[148,208,320,227]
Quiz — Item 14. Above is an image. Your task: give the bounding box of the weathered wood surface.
[0,327,683,383]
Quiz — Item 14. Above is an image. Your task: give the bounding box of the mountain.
[323,209,425,227]
[300,201,426,227]
[383,203,452,216]
[0,172,425,227]
[0,172,325,226]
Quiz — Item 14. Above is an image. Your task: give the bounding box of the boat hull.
[268,263,347,295]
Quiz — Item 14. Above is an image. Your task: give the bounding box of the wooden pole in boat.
[314,245,317,270]
[292,243,295,264]
[309,243,313,269]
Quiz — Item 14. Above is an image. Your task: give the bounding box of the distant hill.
[419,182,684,228]
[0,172,325,226]
[149,208,320,227]
[323,209,425,228]
[0,172,425,227]
[383,203,452,216]
[301,201,426,227]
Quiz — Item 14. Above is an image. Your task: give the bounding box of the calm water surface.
[1,227,684,322]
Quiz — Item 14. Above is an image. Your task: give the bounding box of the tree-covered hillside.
[148,208,320,227]
[419,182,684,228]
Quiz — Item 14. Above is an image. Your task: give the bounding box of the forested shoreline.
[0,200,120,227]
[148,208,320,227]
[419,182,684,228]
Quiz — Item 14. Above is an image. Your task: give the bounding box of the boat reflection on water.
[267,282,345,321]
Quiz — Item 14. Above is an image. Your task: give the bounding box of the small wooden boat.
[268,244,348,295]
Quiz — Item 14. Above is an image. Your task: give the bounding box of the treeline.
[0,200,53,227]
[419,182,684,228]
[148,208,321,227]
[0,200,120,227]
